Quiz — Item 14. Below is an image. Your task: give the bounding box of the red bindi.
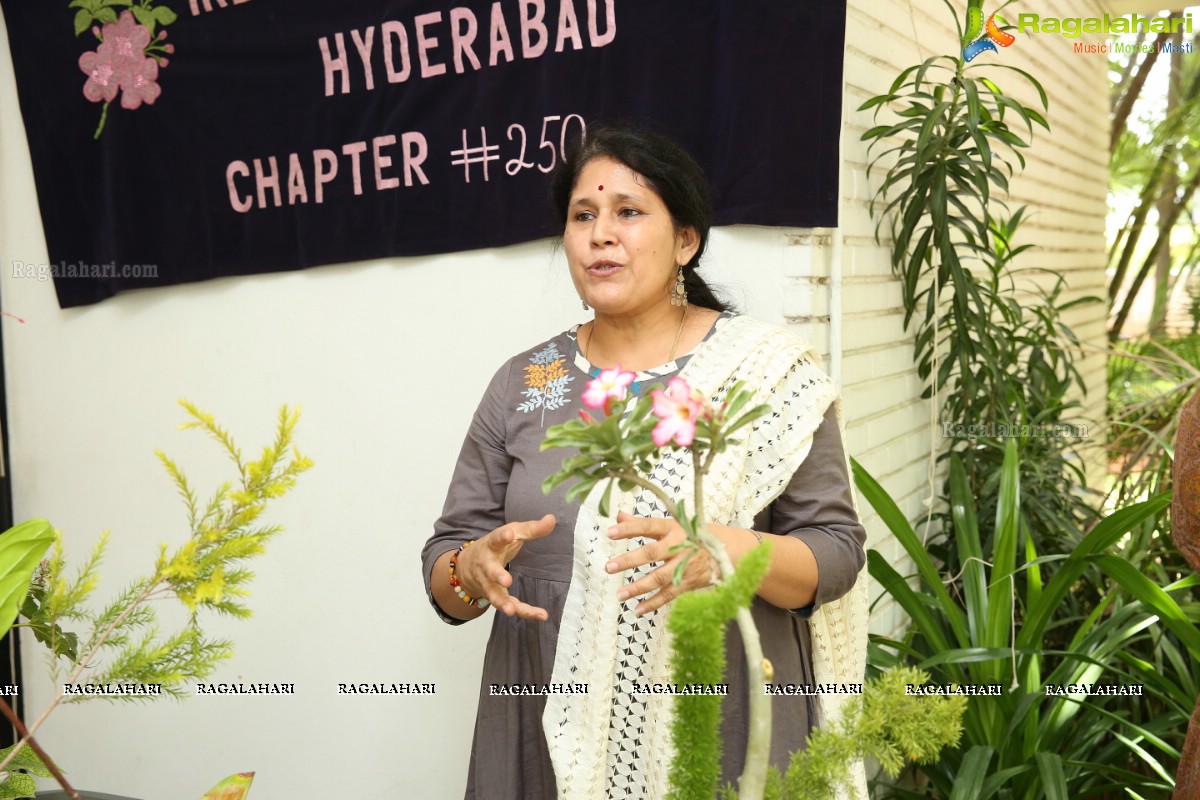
[598,185,604,191]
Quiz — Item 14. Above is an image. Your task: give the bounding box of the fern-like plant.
[0,401,311,798]
[714,667,965,800]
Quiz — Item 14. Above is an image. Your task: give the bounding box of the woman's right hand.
[457,514,556,621]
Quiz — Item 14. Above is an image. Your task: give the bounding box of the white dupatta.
[543,315,869,799]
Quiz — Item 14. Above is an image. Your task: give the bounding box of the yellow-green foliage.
[27,402,311,700]
[667,541,772,800]
[717,667,965,800]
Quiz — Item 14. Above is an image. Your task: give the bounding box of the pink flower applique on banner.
[73,5,177,138]
[79,48,121,104]
[119,56,161,109]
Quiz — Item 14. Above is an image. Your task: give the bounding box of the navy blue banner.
[1,0,846,307]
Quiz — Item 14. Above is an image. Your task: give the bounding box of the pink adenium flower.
[651,377,706,447]
[582,366,636,411]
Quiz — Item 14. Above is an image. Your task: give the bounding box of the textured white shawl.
[543,315,869,799]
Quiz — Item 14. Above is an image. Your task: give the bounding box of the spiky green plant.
[666,544,772,800]
[714,667,965,800]
[859,441,1189,797]
[0,401,311,793]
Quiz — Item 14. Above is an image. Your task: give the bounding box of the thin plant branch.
[0,697,79,800]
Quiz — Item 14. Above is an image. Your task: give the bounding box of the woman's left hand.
[605,511,716,616]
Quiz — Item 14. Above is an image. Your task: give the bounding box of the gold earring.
[671,266,687,307]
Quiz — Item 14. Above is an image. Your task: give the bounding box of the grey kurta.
[422,316,866,799]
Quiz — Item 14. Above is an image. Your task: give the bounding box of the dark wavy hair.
[550,125,733,313]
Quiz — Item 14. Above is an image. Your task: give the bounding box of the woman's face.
[564,156,698,319]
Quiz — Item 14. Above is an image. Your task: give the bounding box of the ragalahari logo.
[962,0,1017,61]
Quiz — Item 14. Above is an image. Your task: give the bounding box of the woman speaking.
[422,126,867,799]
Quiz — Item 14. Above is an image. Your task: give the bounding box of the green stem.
[93,101,109,140]
[614,468,681,521]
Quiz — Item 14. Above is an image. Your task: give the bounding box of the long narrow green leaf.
[1094,554,1200,658]
[996,690,1048,763]
[1073,699,1180,760]
[1063,760,1173,792]
[914,101,951,171]
[869,634,932,665]
[948,745,994,800]
[975,63,1050,110]
[992,93,1035,135]
[982,440,1019,682]
[963,75,981,134]
[941,0,965,45]
[1018,494,1170,650]
[1023,519,1043,621]
[1112,730,1176,784]
[1163,574,1200,591]
[853,460,969,645]
[1115,651,1192,712]
[949,454,987,646]
[887,64,921,97]
[867,552,960,675]
[917,646,1026,668]
[1034,752,1068,800]
[979,764,1034,799]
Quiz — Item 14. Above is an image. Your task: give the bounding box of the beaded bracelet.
[448,540,490,610]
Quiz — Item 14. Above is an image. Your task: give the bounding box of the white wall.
[0,0,1111,795]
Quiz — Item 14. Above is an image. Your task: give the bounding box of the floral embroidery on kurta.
[518,343,574,425]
